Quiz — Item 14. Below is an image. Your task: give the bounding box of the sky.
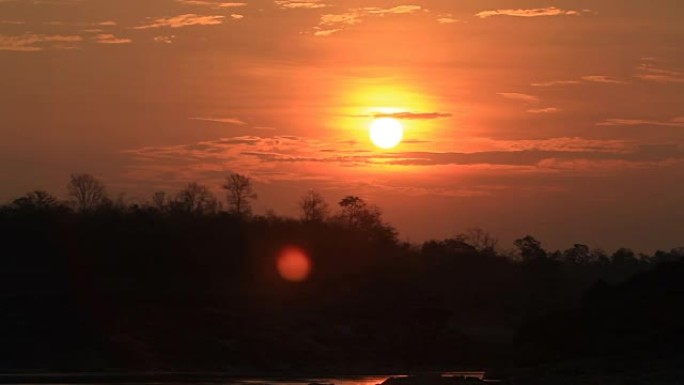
[1,0,683,252]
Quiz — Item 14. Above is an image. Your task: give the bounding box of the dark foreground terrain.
[1,192,684,383]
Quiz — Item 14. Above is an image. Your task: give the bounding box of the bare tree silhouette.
[455,227,498,253]
[299,190,329,222]
[67,173,107,212]
[150,191,169,211]
[222,173,257,218]
[171,183,219,215]
[12,190,58,210]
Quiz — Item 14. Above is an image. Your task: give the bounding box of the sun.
[369,118,403,149]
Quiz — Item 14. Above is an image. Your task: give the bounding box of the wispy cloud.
[133,14,225,29]
[177,0,246,8]
[531,80,581,87]
[635,64,684,83]
[486,137,633,153]
[476,7,584,19]
[275,0,326,9]
[365,5,422,15]
[190,117,248,125]
[528,107,559,114]
[45,20,117,27]
[497,92,539,103]
[153,35,175,43]
[370,111,452,120]
[313,28,341,37]
[437,14,459,24]
[123,135,684,187]
[0,33,82,51]
[581,75,626,84]
[531,75,625,87]
[314,5,423,36]
[597,117,684,127]
[93,33,131,44]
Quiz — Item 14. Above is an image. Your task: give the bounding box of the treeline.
[1,173,683,374]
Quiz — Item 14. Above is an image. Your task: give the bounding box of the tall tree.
[455,227,498,253]
[150,191,168,211]
[299,190,329,222]
[514,235,547,263]
[337,195,397,244]
[171,182,219,215]
[67,173,107,212]
[222,173,257,217]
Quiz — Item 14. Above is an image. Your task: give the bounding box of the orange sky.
[1,0,683,251]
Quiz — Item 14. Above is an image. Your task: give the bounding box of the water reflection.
[242,372,488,385]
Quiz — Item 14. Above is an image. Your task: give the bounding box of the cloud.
[364,5,422,15]
[319,12,362,26]
[635,64,684,83]
[597,117,684,127]
[437,14,459,24]
[476,7,583,18]
[532,75,625,87]
[531,80,582,87]
[190,117,248,125]
[581,75,626,84]
[93,33,131,44]
[487,137,633,153]
[177,0,246,8]
[123,135,681,189]
[497,92,539,103]
[0,33,82,51]
[528,107,559,114]
[314,5,423,36]
[275,0,326,9]
[313,28,341,37]
[44,20,118,27]
[133,14,225,29]
[371,111,453,120]
[153,35,175,43]
[381,145,684,168]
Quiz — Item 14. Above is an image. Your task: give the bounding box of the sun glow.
[370,118,404,149]
[276,246,311,282]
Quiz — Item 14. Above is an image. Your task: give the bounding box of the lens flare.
[276,246,312,282]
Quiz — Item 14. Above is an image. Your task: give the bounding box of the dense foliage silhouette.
[1,175,682,376]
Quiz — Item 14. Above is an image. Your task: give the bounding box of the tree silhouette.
[67,173,107,212]
[171,182,219,215]
[222,173,257,218]
[337,196,379,228]
[455,227,498,253]
[2,177,683,376]
[150,191,169,211]
[336,195,397,243]
[12,190,58,210]
[514,235,547,263]
[299,190,329,222]
[562,243,592,264]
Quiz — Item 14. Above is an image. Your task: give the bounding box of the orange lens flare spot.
[276,246,312,282]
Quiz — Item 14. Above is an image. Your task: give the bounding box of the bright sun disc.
[370,118,403,149]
